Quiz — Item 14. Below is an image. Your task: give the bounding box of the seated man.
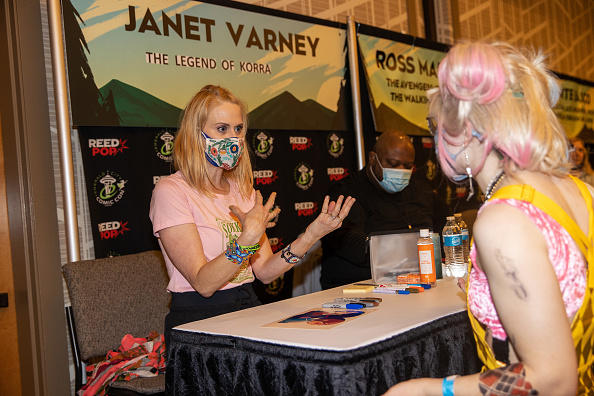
[320,130,450,289]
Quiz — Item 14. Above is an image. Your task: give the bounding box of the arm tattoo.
[479,363,538,395]
[494,249,528,300]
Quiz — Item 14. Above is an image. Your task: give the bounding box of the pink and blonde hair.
[428,41,569,178]
[173,85,253,199]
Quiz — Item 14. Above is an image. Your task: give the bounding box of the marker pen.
[373,288,410,294]
[334,299,377,307]
[322,303,364,309]
[406,288,420,293]
[408,283,432,289]
[406,286,423,292]
[376,283,408,287]
[334,300,381,306]
[376,284,408,290]
[374,286,408,292]
[335,297,382,303]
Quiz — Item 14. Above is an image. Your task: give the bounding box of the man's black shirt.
[321,168,450,289]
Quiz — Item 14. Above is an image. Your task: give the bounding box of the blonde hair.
[428,41,570,178]
[173,85,253,199]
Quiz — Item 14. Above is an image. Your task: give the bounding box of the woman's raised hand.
[230,191,281,245]
[304,195,355,241]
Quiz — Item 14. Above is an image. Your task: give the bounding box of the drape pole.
[346,15,366,170]
[47,0,80,263]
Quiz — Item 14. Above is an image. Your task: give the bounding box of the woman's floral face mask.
[202,131,244,170]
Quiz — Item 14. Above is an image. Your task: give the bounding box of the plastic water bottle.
[442,216,466,277]
[430,232,443,279]
[454,213,470,265]
[417,229,436,287]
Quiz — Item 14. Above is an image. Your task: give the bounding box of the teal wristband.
[442,375,457,396]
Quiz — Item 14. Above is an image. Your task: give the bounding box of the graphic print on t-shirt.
[216,217,254,284]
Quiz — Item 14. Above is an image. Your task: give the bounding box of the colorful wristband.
[280,243,307,264]
[224,239,254,265]
[238,243,260,253]
[442,375,457,396]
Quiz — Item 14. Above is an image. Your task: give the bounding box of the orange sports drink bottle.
[417,229,436,287]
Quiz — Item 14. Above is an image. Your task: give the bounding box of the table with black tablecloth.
[166,277,482,395]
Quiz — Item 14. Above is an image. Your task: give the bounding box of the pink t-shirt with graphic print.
[468,198,586,341]
[149,171,256,293]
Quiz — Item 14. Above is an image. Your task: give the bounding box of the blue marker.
[322,302,364,309]
[408,283,432,289]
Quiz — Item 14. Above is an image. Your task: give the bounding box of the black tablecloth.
[166,311,482,395]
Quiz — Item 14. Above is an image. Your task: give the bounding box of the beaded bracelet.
[280,243,307,264]
[224,239,254,265]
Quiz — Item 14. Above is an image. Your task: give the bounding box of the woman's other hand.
[230,191,281,245]
[304,195,356,241]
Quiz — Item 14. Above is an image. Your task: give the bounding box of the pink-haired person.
[384,41,594,396]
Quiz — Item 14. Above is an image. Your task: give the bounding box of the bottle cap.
[420,229,429,237]
[447,216,455,220]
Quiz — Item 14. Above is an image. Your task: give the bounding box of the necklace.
[485,170,505,200]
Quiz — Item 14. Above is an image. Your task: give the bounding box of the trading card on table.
[263,308,377,330]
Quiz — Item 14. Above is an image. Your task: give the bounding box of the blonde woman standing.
[150,85,355,347]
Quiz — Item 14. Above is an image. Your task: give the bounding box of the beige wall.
[453,0,594,83]
[238,0,594,82]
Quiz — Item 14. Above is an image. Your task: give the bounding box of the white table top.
[174,277,467,351]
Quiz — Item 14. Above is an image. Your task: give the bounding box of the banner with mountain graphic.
[63,0,347,130]
[357,34,445,136]
[553,79,594,142]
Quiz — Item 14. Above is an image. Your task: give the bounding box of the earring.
[464,150,475,200]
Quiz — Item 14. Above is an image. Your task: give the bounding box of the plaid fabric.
[467,177,594,395]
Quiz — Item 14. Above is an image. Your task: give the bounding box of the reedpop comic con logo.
[88,138,129,157]
[327,132,344,158]
[295,201,318,217]
[290,136,312,151]
[252,131,274,159]
[93,170,127,207]
[293,162,314,190]
[265,274,285,297]
[98,220,130,240]
[254,170,278,186]
[153,129,175,162]
[327,167,349,181]
[268,237,284,253]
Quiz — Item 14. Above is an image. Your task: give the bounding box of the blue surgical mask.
[370,153,412,193]
[434,129,483,182]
